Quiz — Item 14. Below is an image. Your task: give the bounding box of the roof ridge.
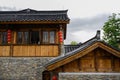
[0,8,70,23]
[64,30,101,54]
[0,8,68,13]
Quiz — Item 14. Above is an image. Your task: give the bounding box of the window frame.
[0,31,7,44]
[16,29,56,45]
[17,31,29,44]
[42,30,56,44]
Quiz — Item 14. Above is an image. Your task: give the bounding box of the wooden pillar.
[10,44,13,56]
[59,25,65,55]
[13,31,16,44]
[111,56,114,72]
[94,49,98,72]
[77,58,81,71]
[61,65,64,72]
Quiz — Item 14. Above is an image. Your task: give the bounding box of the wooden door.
[30,31,40,44]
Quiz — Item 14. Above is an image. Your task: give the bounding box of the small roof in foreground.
[45,30,120,71]
[0,8,70,23]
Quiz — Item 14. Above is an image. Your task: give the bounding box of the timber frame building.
[0,8,69,57]
[0,9,120,80]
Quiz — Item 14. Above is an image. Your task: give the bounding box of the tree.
[102,13,120,48]
[70,41,78,45]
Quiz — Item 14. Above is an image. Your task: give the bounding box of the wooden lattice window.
[17,31,29,44]
[42,31,55,44]
[0,32,7,44]
[16,30,56,44]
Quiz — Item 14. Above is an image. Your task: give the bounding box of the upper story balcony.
[0,9,70,57]
[0,24,62,57]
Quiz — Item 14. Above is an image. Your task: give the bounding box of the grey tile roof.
[45,36,98,67]
[0,8,70,22]
[64,44,81,53]
[44,30,120,67]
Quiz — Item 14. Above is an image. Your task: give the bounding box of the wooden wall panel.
[114,58,120,72]
[40,46,48,56]
[48,48,120,73]
[53,45,59,56]
[53,67,63,72]
[80,58,95,72]
[97,59,112,72]
[80,51,95,72]
[96,48,112,72]
[13,46,23,56]
[0,46,10,56]
[28,46,36,56]
[63,60,79,72]
[13,45,58,57]
[36,46,41,56]
[48,45,53,56]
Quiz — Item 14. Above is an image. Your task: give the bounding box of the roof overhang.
[0,21,70,24]
[45,41,120,71]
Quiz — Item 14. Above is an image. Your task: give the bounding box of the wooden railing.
[0,44,59,57]
[0,45,10,56]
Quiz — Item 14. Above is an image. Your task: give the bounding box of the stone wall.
[59,73,120,80]
[0,57,54,80]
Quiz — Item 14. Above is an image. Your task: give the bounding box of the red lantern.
[52,75,57,80]
[60,39,63,43]
[60,40,63,42]
[7,33,11,35]
[58,31,63,43]
[7,39,11,42]
[7,29,11,43]
[7,36,11,39]
[58,31,62,36]
[59,33,62,36]
[7,30,11,33]
[59,37,63,40]
[59,36,63,42]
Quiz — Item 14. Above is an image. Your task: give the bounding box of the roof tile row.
[0,9,70,22]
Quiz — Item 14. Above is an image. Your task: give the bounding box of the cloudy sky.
[0,0,120,44]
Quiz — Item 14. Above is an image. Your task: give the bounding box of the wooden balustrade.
[0,44,59,57]
[0,45,10,56]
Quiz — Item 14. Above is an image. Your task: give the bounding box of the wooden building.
[0,8,69,57]
[0,9,120,80]
[44,31,120,80]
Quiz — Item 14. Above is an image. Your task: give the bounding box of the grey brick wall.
[59,73,120,80]
[0,57,53,80]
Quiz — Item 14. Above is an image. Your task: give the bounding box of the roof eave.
[0,20,70,24]
[45,41,120,71]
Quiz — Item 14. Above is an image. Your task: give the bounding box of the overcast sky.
[0,0,120,44]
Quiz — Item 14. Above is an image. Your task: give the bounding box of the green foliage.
[70,41,78,45]
[102,13,120,48]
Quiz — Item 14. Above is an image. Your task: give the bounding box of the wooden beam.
[10,45,13,57]
[98,42,120,57]
[77,58,81,71]
[47,42,99,70]
[0,21,69,24]
[111,56,114,71]
[46,42,120,71]
[61,65,64,72]
[94,49,98,72]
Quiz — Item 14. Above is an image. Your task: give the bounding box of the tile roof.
[44,30,120,68]
[0,8,70,22]
[45,36,98,67]
[64,44,81,53]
